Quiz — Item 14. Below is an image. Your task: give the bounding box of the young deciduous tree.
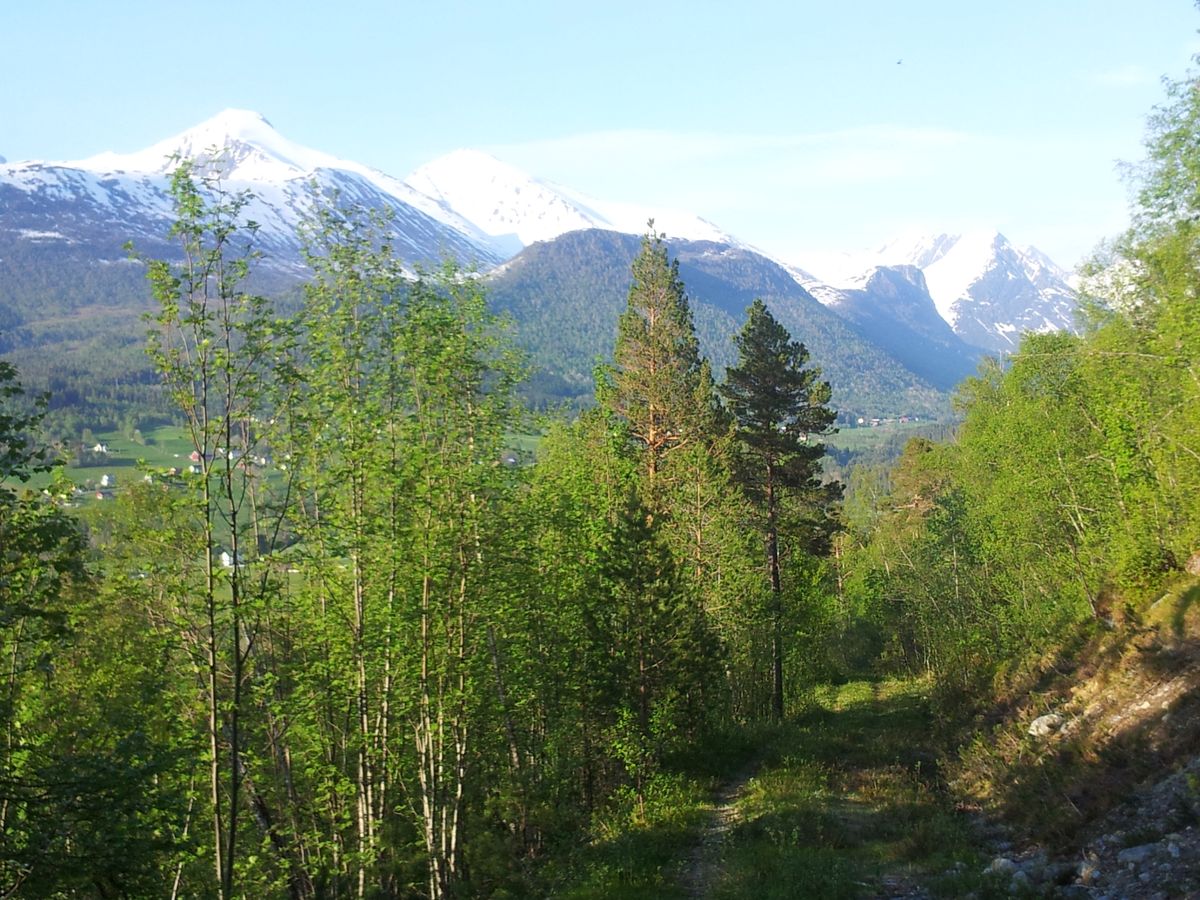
[142,158,293,899]
[282,200,414,898]
[285,195,528,897]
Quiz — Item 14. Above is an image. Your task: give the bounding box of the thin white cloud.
[489,126,972,170]
[1091,64,1155,87]
[485,126,976,203]
[480,125,1124,268]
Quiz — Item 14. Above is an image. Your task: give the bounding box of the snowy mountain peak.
[872,232,963,270]
[0,110,1075,356]
[166,108,280,148]
[811,229,1008,284]
[411,148,527,184]
[1016,242,1073,285]
[922,232,1009,321]
[165,108,287,163]
[203,107,276,134]
[0,110,502,269]
[916,230,1076,350]
[73,108,335,180]
[795,228,1077,353]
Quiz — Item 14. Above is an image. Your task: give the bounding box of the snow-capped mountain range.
[0,109,492,270]
[0,108,1077,355]
[799,231,1078,353]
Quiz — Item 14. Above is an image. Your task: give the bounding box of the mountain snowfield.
[404,149,734,257]
[0,108,1077,353]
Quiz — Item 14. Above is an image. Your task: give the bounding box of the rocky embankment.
[954,579,1200,898]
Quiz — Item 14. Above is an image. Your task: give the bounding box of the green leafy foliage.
[835,61,1200,707]
[0,361,186,896]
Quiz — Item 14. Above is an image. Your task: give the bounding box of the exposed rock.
[1042,860,1077,885]
[1028,713,1064,737]
[1116,842,1157,866]
[1052,760,1200,897]
[892,587,1200,899]
[1077,859,1101,885]
[1009,869,1031,893]
[986,856,1019,876]
[1185,550,1200,576]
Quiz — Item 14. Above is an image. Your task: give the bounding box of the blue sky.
[3,1,1198,267]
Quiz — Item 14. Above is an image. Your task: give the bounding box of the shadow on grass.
[553,816,697,900]
[1172,584,1200,638]
[548,721,780,898]
[960,663,1200,848]
[951,586,1200,849]
[710,681,994,899]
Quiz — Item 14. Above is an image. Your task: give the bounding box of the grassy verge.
[541,726,762,899]
[549,774,709,900]
[710,680,1009,899]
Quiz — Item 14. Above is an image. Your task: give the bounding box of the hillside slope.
[943,579,1200,897]
[487,230,949,418]
[802,265,983,391]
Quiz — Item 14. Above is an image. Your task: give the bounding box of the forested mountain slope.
[489,229,949,418]
[0,109,1088,427]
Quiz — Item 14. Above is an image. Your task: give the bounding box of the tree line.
[0,161,839,898]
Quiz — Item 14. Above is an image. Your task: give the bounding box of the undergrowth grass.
[548,773,708,899]
[711,678,1003,899]
[546,678,1010,898]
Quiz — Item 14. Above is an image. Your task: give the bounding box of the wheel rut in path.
[680,760,759,899]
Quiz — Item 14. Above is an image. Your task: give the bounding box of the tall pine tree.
[721,299,838,720]
[601,224,717,498]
